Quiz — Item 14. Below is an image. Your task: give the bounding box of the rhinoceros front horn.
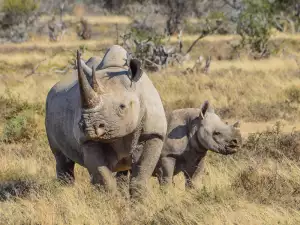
[77,50,99,108]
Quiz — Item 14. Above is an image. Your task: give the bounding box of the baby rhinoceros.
[154,101,242,188]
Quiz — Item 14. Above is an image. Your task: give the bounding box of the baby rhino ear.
[199,100,209,119]
[233,121,240,128]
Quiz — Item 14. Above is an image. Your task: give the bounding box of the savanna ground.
[0,15,300,225]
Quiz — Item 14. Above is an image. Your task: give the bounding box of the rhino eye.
[213,131,221,136]
[119,104,126,110]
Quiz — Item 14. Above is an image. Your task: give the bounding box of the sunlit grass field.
[0,15,300,225]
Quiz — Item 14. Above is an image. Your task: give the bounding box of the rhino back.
[162,108,200,157]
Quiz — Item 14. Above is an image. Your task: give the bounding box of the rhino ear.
[233,121,240,128]
[129,58,143,82]
[199,100,209,119]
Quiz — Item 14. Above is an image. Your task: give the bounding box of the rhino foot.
[129,178,148,202]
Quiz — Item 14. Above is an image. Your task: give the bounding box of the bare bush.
[233,165,300,205]
[0,0,39,43]
[243,122,300,162]
[120,17,221,72]
[76,18,92,40]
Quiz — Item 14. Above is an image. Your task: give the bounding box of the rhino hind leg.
[54,151,75,184]
[116,170,130,177]
[116,170,131,181]
[115,170,131,190]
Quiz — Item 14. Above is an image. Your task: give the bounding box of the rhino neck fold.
[129,112,146,164]
[188,118,207,154]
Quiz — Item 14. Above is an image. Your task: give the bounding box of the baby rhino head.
[197,101,242,155]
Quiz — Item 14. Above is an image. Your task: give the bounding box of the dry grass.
[0,122,299,225]
[39,15,132,25]
[1,15,300,225]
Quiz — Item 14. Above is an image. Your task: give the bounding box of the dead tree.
[183,55,212,75]
[165,0,189,35]
[77,18,92,40]
[48,16,58,41]
[48,15,67,42]
[120,17,221,72]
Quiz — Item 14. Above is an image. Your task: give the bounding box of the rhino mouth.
[212,144,239,155]
[223,144,239,154]
[85,132,119,143]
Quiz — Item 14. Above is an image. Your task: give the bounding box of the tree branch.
[185,23,220,56]
[222,0,241,10]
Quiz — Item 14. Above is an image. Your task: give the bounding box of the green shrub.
[0,92,44,143]
[237,0,273,57]
[1,110,39,143]
[0,93,44,120]
[2,0,39,15]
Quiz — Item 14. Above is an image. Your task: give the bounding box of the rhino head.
[197,101,242,155]
[76,47,143,142]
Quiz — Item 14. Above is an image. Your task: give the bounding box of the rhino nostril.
[231,139,238,145]
[93,123,106,137]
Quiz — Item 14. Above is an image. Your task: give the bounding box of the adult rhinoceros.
[45,45,167,198]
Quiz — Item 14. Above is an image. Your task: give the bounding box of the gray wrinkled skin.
[45,45,167,198]
[154,101,242,188]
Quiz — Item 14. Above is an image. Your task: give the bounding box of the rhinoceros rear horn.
[77,50,99,108]
[129,58,143,82]
[91,66,105,94]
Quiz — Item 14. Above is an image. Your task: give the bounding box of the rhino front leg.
[130,136,163,199]
[184,155,206,189]
[159,156,176,187]
[54,150,75,184]
[83,142,117,193]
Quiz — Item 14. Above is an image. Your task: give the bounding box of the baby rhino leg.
[184,156,206,189]
[159,156,176,186]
